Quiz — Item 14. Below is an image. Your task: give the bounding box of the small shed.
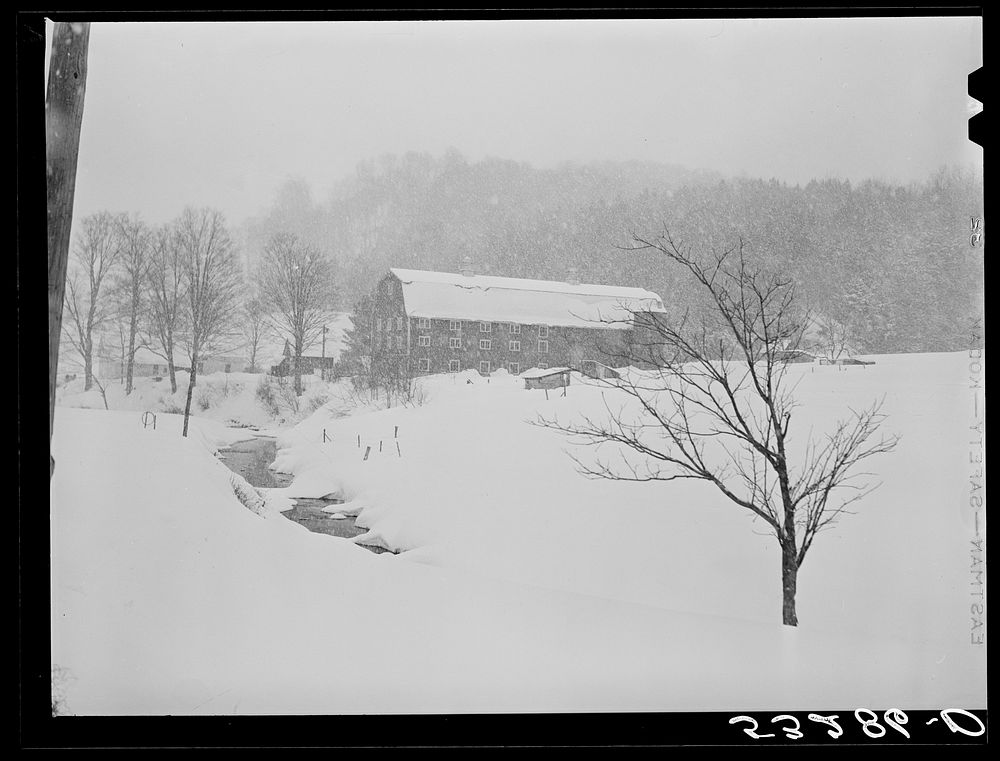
[521,367,571,390]
[775,349,816,364]
[818,357,875,366]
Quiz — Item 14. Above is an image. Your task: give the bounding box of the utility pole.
[48,21,91,479]
[321,325,328,381]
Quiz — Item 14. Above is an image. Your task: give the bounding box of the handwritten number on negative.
[729,715,775,739]
[771,714,804,740]
[807,713,844,739]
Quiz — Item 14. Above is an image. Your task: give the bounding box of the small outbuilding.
[521,366,571,390]
[818,356,875,366]
[774,349,816,364]
[269,340,337,377]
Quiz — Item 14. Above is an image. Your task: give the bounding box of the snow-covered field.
[50,352,986,714]
[56,370,346,431]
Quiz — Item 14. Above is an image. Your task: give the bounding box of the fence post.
[357,434,361,448]
[396,441,401,458]
[394,425,398,439]
[363,446,371,461]
[379,440,383,453]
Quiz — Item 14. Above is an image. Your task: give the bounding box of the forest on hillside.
[240,151,983,354]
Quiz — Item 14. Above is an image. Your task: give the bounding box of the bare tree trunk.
[125,316,138,394]
[182,355,198,437]
[83,350,93,392]
[781,537,799,627]
[294,340,303,396]
[94,378,110,411]
[165,328,177,393]
[47,22,90,478]
[777,460,799,627]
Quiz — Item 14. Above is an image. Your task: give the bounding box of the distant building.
[96,342,249,379]
[269,340,337,377]
[367,262,666,377]
[96,346,177,380]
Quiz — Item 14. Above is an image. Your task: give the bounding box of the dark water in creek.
[217,436,391,553]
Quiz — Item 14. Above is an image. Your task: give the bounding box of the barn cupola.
[460,256,475,278]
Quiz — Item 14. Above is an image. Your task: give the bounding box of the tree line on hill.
[243,151,983,357]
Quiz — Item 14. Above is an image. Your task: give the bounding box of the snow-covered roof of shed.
[390,268,666,329]
[519,366,571,379]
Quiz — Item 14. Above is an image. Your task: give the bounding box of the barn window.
[449,337,462,349]
[396,335,403,350]
[450,320,461,331]
[449,359,461,372]
[509,340,520,352]
[418,335,431,347]
[479,361,491,375]
[417,317,431,329]
[538,340,549,353]
[538,325,549,338]
[509,324,521,334]
[396,316,403,330]
[480,322,491,333]
[479,339,492,350]
[508,362,520,375]
[418,358,430,372]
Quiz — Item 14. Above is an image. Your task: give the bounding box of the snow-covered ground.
[50,352,986,714]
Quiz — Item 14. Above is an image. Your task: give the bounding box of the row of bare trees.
[60,208,338,434]
[61,208,245,435]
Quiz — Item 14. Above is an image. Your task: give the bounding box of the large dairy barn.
[367,260,667,378]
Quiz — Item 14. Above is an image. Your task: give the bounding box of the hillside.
[242,154,983,354]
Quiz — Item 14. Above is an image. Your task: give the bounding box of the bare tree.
[108,213,152,394]
[812,313,857,363]
[537,231,898,626]
[142,223,187,393]
[257,232,338,395]
[175,208,243,437]
[62,212,122,391]
[241,292,271,373]
[370,352,418,409]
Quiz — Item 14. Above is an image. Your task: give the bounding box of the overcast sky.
[47,16,982,229]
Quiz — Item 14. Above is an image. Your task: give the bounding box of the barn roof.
[390,268,666,329]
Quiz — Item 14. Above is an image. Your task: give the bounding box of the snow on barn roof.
[390,268,666,329]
